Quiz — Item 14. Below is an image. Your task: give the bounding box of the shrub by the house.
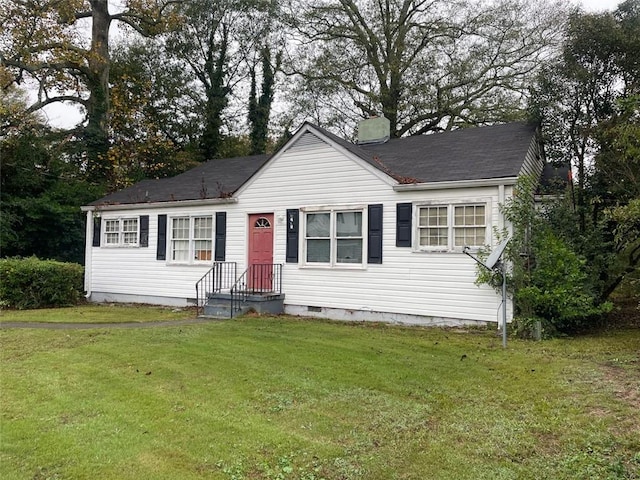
[0,257,84,309]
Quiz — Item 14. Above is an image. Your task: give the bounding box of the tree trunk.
[249,48,275,155]
[85,0,112,183]
[200,25,229,160]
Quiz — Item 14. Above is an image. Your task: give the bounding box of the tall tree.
[1,86,101,263]
[107,39,201,188]
[282,0,565,137]
[0,0,178,185]
[248,46,279,154]
[531,0,640,301]
[164,0,278,160]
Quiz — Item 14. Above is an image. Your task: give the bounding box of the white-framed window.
[304,209,364,266]
[170,215,213,263]
[103,217,139,246]
[417,203,486,251]
[453,204,486,248]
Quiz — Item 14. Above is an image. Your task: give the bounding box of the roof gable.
[233,123,398,197]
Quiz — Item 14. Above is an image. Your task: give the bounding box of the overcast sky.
[41,0,623,129]
[581,0,620,11]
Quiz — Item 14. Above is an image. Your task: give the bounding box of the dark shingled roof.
[91,154,270,206]
[317,121,537,183]
[91,122,538,206]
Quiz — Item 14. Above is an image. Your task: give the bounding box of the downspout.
[498,184,506,233]
[498,183,512,325]
[84,209,94,299]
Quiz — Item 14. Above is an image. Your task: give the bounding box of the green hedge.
[0,257,84,309]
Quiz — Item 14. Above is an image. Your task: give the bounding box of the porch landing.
[201,292,285,319]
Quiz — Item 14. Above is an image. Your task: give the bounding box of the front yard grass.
[1,312,638,479]
[0,303,195,324]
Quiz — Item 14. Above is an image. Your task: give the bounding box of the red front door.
[248,213,274,290]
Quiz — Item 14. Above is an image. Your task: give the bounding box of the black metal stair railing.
[230,264,282,318]
[195,262,237,315]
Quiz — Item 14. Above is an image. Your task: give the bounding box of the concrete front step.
[202,302,251,318]
[201,292,285,319]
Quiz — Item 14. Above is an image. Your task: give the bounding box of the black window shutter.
[286,209,299,263]
[92,217,101,247]
[396,203,412,247]
[367,204,383,264]
[157,214,167,260]
[139,215,149,247]
[214,212,227,261]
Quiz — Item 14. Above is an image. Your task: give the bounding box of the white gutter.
[81,197,238,212]
[393,177,518,191]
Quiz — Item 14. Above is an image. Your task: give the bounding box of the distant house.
[82,120,544,326]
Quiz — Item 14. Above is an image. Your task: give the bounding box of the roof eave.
[393,177,519,191]
[81,197,238,212]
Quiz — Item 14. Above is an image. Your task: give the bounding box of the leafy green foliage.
[515,229,612,336]
[1,0,183,185]
[478,177,611,337]
[607,198,640,306]
[530,1,640,302]
[108,41,200,188]
[1,116,103,263]
[0,111,103,263]
[595,95,640,205]
[163,0,277,160]
[248,47,279,155]
[0,257,84,309]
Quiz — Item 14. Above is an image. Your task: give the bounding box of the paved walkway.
[0,318,213,330]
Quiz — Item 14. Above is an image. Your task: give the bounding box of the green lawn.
[1,309,638,479]
[0,304,195,323]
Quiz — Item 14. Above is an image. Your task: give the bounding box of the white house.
[82,120,544,326]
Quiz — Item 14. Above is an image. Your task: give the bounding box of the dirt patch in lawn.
[607,298,640,329]
[604,363,640,410]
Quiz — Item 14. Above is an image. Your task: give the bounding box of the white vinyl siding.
[519,136,545,178]
[239,139,505,323]
[103,217,138,246]
[89,208,222,302]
